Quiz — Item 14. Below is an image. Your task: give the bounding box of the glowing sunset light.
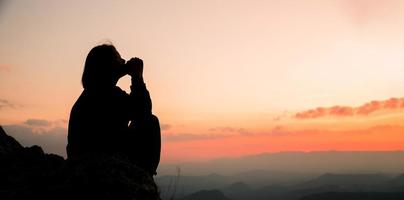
[1,0,404,163]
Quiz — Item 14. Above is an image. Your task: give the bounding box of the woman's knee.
[150,114,159,124]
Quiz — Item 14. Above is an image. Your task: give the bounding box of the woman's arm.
[125,58,161,175]
[129,76,152,119]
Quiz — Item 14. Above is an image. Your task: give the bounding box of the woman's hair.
[82,44,118,89]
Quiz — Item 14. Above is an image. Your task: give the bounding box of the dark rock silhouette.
[0,126,160,200]
[67,44,161,176]
[0,125,23,154]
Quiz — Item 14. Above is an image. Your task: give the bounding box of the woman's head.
[82,44,126,89]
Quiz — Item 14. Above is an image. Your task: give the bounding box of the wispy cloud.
[0,98,15,109]
[163,126,250,142]
[295,97,404,119]
[272,110,289,121]
[209,126,234,132]
[163,132,231,142]
[164,126,317,142]
[24,119,51,126]
[163,124,403,143]
[209,126,250,135]
[161,124,172,131]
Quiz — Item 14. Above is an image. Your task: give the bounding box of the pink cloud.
[295,97,404,119]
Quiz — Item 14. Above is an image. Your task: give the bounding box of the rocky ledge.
[0,126,160,200]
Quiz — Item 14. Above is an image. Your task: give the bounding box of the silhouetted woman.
[67,44,160,175]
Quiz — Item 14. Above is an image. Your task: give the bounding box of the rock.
[0,126,23,157]
[0,126,160,200]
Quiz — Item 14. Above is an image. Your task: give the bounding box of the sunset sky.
[1,0,404,163]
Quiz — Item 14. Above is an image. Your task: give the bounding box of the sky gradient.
[1,0,404,163]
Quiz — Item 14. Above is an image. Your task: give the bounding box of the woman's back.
[67,86,130,158]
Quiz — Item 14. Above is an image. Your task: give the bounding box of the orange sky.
[1,0,404,163]
[161,97,404,162]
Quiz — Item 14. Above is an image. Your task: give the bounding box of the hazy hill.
[157,172,404,200]
[388,174,404,187]
[179,190,231,200]
[300,192,404,200]
[298,173,390,189]
[232,169,309,186]
[156,173,233,198]
[222,182,251,197]
[158,151,404,176]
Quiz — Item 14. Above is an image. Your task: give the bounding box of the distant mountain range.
[159,173,404,200]
[158,151,404,176]
[300,192,404,200]
[298,173,390,189]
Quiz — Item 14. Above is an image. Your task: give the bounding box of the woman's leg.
[127,115,161,175]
